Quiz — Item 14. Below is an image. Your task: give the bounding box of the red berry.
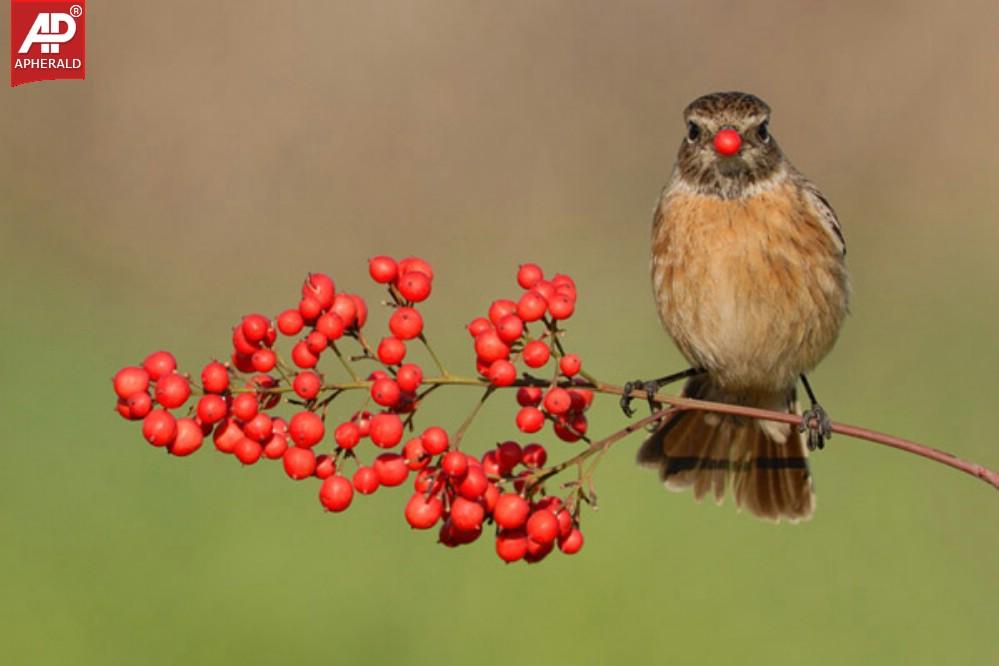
[196,395,228,425]
[554,413,587,442]
[314,455,336,479]
[547,293,575,320]
[231,352,255,373]
[319,476,354,512]
[376,337,407,365]
[396,364,423,392]
[517,291,547,322]
[291,342,318,369]
[276,309,304,336]
[142,410,177,447]
[555,509,573,538]
[522,443,548,469]
[293,371,322,400]
[302,273,336,310]
[521,341,550,368]
[405,493,443,529]
[568,387,594,411]
[494,493,530,529]
[450,497,485,531]
[487,360,517,387]
[234,437,263,465]
[142,351,177,381]
[441,451,468,478]
[398,256,434,280]
[330,294,357,328]
[231,392,258,421]
[496,441,523,472]
[334,421,361,449]
[481,451,500,477]
[559,354,581,377]
[352,411,373,436]
[168,417,203,457]
[154,374,191,409]
[113,366,149,399]
[558,527,584,554]
[543,387,572,415]
[516,386,543,407]
[466,317,492,337]
[241,314,271,344]
[396,271,432,302]
[517,263,544,289]
[118,392,152,420]
[232,325,259,356]
[526,509,559,545]
[284,446,317,479]
[523,539,554,564]
[369,413,403,448]
[457,465,488,500]
[289,411,324,447]
[552,273,575,289]
[200,361,229,393]
[352,466,380,494]
[371,378,401,407]
[388,307,423,340]
[349,295,368,329]
[305,331,328,355]
[483,482,500,513]
[534,280,556,300]
[515,406,544,433]
[368,255,398,284]
[373,453,408,486]
[421,426,449,455]
[243,413,273,442]
[713,127,742,156]
[495,314,524,344]
[495,528,528,562]
[262,433,289,459]
[213,419,243,453]
[298,295,323,322]
[488,299,518,325]
[251,349,277,373]
[315,313,345,341]
[403,437,430,470]
[474,330,509,363]
[440,520,483,547]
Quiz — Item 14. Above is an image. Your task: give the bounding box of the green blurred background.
[3,2,998,664]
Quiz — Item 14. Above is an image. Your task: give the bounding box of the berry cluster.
[467,263,594,443]
[112,258,590,564]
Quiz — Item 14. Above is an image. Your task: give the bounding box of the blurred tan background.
[2,2,998,664]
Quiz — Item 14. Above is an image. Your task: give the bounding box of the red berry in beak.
[713,128,742,156]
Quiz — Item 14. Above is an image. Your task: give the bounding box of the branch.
[593,383,999,492]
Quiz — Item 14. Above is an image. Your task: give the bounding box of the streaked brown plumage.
[638,92,849,522]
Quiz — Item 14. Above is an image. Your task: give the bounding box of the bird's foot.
[800,403,832,451]
[621,368,702,418]
[620,379,663,418]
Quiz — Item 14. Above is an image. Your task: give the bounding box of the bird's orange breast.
[651,181,849,393]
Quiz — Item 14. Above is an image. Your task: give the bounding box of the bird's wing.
[798,178,846,256]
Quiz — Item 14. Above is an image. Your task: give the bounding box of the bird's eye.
[757,121,770,143]
[686,121,701,142]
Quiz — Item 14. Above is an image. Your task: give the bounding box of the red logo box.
[10,0,85,87]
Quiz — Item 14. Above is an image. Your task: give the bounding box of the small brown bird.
[634,91,850,522]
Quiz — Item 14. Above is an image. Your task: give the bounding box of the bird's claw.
[800,403,832,451]
[620,379,662,418]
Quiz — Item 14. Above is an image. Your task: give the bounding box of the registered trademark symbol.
[70,4,83,17]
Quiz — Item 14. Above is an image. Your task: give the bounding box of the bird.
[630,91,850,522]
